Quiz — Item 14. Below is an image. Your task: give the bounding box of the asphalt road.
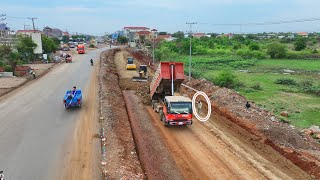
[0,47,107,180]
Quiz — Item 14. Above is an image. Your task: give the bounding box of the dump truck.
[150,62,193,126]
[77,44,85,54]
[126,57,136,70]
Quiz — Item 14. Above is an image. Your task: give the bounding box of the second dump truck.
[150,62,193,126]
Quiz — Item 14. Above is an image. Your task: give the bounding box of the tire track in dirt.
[123,90,184,179]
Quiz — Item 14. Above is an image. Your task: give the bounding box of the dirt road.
[108,49,311,179]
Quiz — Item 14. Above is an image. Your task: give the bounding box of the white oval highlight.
[192,91,211,122]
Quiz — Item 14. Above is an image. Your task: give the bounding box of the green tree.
[0,45,21,73]
[267,42,287,59]
[172,31,185,39]
[117,36,128,44]
[42,35,58,54]
[159,32,168,35]
[233,34,245,43]
[249,43,260,50]
[16,36,37,62]
[294,37,307,51]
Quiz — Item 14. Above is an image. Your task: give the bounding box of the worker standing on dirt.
[30,69,36,79]
[197,101,202,115]
[246,101,251,110]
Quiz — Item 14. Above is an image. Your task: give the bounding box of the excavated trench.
[100,48,316,179]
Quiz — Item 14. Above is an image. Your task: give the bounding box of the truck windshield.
[169,102,192,114]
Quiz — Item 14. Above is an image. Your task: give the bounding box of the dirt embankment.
[99,49,144,179]
[110,49,313,179]
[126,48,320,179]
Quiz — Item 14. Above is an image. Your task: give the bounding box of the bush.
[300,80,313,87]
[249,43,260,51]
[251,83,262,90]
[4,65,12,72]
[286,50,320,59]
[89,44,95,48]
[267,42,287,59]
[236,49,266,59]
[275,78,297,85]
[302,86,320,96]
[207,49,232,56]
[285,51,304,59]
[294,37,307,51]
[214,71,241,88]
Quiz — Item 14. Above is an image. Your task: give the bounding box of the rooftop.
[123,26,149,30]
[137,31,151,35]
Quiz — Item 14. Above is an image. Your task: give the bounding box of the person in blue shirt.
[71,86,77,96]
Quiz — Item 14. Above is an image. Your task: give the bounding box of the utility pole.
[28,17,37,31]
[186,22,197,82]
[152,38,155,64]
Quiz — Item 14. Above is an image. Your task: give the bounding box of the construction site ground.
[99,48,319,179]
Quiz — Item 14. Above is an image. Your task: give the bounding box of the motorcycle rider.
[0,171,4,180]
[90,59,93,66]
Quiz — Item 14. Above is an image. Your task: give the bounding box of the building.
[135,31,152,41]
[62,32,69,37]
[43,26,63,39]
[123,26,150,41]
[297,32,308,38]
[193,33,206,38]
[16,30,43,54]
[0,24,15,46]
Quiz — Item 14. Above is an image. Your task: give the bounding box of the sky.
[1,0,320,35]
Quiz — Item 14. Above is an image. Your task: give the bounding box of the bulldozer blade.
[132,77,148,82]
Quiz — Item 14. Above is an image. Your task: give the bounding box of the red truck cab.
[77,44,85,54]
[161,96,193,126]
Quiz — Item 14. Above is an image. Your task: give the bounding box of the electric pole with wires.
[28,17,37,31]
[186,22,197,82]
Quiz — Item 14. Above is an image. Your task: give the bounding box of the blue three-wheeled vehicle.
[63,90,82,109]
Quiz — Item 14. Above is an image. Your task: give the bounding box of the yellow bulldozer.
[126,57,137,70]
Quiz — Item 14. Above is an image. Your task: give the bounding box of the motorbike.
[90,59,93,66]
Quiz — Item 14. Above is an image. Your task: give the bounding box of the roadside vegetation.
[0,35,59,73]
[155,32,320,128]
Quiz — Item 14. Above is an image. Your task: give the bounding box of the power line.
[200,17,320,26]
[6,16,28,19]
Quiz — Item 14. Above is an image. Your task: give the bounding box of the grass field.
[177,56,320,128]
